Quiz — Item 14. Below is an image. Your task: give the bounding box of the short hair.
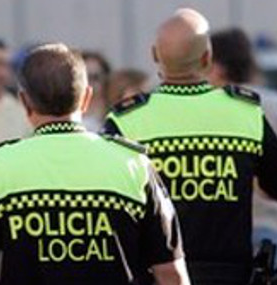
[18,43,88,116]
[211,28,257,83]
[81,51,111,76]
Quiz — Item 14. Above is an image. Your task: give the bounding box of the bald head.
[154,9,212,79]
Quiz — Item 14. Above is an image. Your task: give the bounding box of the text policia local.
[9,211,115,263]
[152,155,239,202]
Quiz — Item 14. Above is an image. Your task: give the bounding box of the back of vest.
[0,132,150,285]
[107,85,264,269]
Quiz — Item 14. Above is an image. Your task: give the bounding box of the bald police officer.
[103,9,277,285]
[0,43,190,285]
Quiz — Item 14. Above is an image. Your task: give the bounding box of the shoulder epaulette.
[0,138,21,149]
[103,134,146,154]
[112,93,151,115]
[224,85,261,105]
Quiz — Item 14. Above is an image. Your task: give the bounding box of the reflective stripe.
[109,88,264,142]
[0,131,149,204]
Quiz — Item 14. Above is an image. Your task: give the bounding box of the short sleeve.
[139,165,184,267]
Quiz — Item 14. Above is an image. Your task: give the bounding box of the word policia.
[9,211,115,263]
[153,154,239,202]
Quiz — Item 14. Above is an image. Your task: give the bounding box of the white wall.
[0,0,16,43]
[0,0,277,72]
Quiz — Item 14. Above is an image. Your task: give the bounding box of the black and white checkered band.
[34,121,86,135]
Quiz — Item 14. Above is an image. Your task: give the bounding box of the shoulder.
[98,134,150,184]
[0,138,21,150]
[111,93,152,116]
[101,134,146,154]
[0,138,25,173]
[0,137,38,163]
[223,85,261,105]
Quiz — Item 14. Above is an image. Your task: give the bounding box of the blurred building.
[2,0,277,75]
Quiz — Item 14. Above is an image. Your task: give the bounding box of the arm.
[256,117,277,199]
[153,258,191,285]
[260,91,277,134]
[140,161,190,285]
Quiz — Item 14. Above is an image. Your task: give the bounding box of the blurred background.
[1,0,277,82]
[0,1,277,258]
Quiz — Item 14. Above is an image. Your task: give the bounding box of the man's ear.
[19,91,33,117]
[152,46,159,64]
[152,46,164,79]
[81,86,93,114]
[200,50,211,69]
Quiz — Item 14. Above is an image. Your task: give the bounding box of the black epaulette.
[224,85,261,105]
[112,93,151,115]
[103,134,146,154]
[0,138,21,148]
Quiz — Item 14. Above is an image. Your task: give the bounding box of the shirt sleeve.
[139,164,184,267]
[256,117,277,199]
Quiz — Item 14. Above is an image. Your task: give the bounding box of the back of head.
[154,8,212,80]
[211,28,257,83]
[18,43,88,116]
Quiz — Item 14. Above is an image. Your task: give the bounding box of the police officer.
[0,43,190,285]
[103,9,277,285]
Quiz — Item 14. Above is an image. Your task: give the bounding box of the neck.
[161,67,207,85]
[31,112,82,129]
[162,73,207,85]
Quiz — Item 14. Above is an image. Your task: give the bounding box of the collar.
[155,81,214,95]
[34,121,86,136]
